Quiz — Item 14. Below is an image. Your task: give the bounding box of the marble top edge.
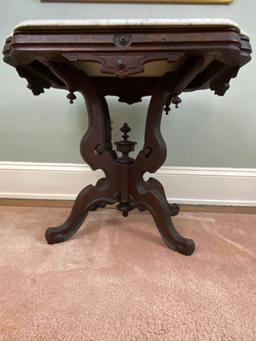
[15,18,242,30]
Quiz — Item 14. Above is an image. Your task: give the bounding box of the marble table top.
[15,18,242,31]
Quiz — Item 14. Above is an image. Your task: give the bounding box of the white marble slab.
[15,18,242,31]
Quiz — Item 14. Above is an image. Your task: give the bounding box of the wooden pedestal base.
[45,64,195,256]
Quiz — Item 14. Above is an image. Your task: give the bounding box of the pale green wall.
[0,0,255,167]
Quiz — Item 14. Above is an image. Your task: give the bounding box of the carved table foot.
[131,183,195,256]
[45,181,117,244]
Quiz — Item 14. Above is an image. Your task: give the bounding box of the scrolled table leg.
[130,72,195,255]
[44,65,119,244]
[132,185,195,256]
[45,182,117,244]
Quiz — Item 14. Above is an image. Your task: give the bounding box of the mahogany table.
[3,19,252,255]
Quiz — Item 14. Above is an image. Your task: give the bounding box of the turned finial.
[172,96,182,109]
[115,123,137,163]
[67,91,77,104]
[164,95,182,115]
[120,123,131,141]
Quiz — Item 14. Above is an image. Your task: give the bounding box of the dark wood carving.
[2,24,252,256]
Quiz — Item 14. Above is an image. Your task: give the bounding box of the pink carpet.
[0,206,255,340]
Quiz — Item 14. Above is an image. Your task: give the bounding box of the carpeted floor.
[0,206,255,341]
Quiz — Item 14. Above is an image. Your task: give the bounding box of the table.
[3,19,252,255]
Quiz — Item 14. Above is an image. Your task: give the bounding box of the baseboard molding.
[0,162,256,206]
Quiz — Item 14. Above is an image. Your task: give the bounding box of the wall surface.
[0,0,255,167]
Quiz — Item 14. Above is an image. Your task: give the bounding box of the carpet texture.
[0,206,255,341]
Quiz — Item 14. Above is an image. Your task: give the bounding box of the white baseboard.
[0,162,256,206]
